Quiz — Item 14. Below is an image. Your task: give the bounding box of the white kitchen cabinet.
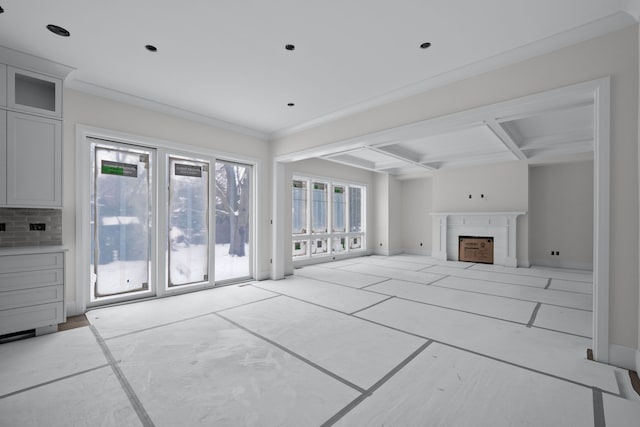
[0,250,66,336]
[0,111,5,205]
[0,64,6,107]
[7,66,62,118]
[6,111,62,207]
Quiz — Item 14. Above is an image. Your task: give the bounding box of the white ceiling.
[0,0,636,139]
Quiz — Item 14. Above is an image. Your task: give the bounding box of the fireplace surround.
[431,212,525,267]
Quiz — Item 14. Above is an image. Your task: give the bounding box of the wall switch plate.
[29,223,46,231]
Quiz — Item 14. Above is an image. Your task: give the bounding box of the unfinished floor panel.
[334,343,594,427]
[106,314,359,427]
[356,297,618,393]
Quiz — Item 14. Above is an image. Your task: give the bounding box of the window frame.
[292,175,366,262]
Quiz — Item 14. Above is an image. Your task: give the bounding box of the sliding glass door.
[168,156,210,287]
[215,160,252,282]
[86,137,255,307]
[91,142,155,302]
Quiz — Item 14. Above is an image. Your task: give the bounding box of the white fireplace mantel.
[430,211,525,267]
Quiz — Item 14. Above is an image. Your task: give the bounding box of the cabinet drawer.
[0,252,63,274]
[0,285,63,310]
[0,268,63,292]
[0,301,63,335]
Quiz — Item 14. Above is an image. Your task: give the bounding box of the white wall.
[284,158,375,274]
[373,173,389,255]
[529,161,594,269]
[400,177,433,255]
[372,173,403,256]
[271,25,639,351]
[432,161,529,266]
[63,89,270,314]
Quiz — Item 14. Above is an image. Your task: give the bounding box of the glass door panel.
[168,157,210,287]
[91,144,153,300]
[215,161,252,282]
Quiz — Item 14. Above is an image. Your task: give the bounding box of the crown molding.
[0,45,75,79]
[65,79,269,141]
[270,11,636,140]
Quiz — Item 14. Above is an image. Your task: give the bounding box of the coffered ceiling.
[318,85,597,177]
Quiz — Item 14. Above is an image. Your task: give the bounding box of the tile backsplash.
[0,208,62,247]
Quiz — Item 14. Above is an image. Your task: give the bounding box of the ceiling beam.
[321,153,378,171]
[368,146,435,171]
[494,99,593,124]
[485,120,527,161]
[518,130,593,150]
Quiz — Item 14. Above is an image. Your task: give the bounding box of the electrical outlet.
[29,223,46,231]
[556,251,559,256]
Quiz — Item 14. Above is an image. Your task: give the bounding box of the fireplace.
[459,236,494,264]
[430,211,525,267]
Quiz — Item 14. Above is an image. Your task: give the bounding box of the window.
[292,176,365,260]
[292,180,307,234]
[333,185,346,232]
[311,182,327,233]
[349,186,363,232]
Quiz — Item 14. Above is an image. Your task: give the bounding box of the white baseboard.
[256,270,271,281]
[530,258,593,271]
[517,258,531,268]
[401,249,432,256]
[609,343,640,371]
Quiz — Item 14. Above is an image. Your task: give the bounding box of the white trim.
[272,161,286,280]
[401,249,432,257]
[66,79,269,141]
[609,344,640,371]
[530,259,593,271]
[270,12,634,139]
[373,248,403,256]
[292,251,368,269]
[0,45,75,79]
[75,124,264,312]
[593,78,610,364]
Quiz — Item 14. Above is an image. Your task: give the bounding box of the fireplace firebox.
[459,236,494,264]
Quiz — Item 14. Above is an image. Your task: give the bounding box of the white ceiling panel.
[0,1,634,136]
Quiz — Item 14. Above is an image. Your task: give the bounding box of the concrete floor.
[1,255,639,426]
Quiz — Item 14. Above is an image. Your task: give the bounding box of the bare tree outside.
[215,161,250,261]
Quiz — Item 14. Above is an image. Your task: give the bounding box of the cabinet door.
[7,67,62,118]
[0,64,6,107]
[0,111,5,205]
[6,112,62,207]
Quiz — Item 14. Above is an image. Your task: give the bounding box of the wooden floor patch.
[58,315,90,331]
[630,370,640,397]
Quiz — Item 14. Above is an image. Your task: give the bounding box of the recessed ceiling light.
[287,103,295,107]
[47,24,70,37]
[145,44,158,52]
[420,42,431,49]
[285,44,295,51]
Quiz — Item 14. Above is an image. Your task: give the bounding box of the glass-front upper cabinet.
[7,66,62,118]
